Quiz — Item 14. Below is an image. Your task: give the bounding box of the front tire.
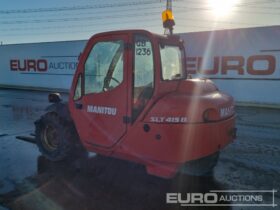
[35,112,78,161]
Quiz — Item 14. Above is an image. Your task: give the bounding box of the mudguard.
[45,102,73,122]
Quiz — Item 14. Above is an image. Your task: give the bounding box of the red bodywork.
[68,30,236,178]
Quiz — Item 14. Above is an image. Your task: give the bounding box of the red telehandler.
[34,1,236,178]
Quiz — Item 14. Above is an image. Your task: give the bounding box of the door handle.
[75,103,83,109]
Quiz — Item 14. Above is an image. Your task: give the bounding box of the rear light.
[203,108,220,122]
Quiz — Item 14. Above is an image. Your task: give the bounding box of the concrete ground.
[0,88,279,210]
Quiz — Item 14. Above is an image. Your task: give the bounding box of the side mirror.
[48,93,62,103]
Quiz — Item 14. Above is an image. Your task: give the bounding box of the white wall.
[0,26,279,106]
[0,40,86,91]
[180,26,280,106]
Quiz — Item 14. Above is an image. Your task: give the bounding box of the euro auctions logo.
[9,57,79,73]
[10,59,48,72]
[166,190,278,207]
[186,55,277,76]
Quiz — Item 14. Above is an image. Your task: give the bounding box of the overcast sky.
[0,0,280,44]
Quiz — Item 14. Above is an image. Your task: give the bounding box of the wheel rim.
[42,124,59,151]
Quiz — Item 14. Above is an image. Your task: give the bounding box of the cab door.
[69,34,129,148]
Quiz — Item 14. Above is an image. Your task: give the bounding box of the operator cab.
[69,30,186,148]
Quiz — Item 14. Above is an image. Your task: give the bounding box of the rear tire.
[35,112,78,161]
[180,152,220,176]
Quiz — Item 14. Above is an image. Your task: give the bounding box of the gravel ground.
[0,88,279,210]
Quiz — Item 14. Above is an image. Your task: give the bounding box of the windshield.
[160,44,184,80]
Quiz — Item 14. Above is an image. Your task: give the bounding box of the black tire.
[180,152,220,177]
[35,112,78,161]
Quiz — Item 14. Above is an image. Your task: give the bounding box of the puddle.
[0,205,9,210]
[1,105,12,109]
[0,179,16,195]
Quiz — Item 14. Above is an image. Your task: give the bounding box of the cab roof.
[90,29,182,43]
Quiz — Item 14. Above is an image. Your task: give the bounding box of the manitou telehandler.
[34,1,236,178]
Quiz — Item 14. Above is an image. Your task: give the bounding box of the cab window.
[160,44,183,80]
[132,35,154,121]
[84,40,124,94]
